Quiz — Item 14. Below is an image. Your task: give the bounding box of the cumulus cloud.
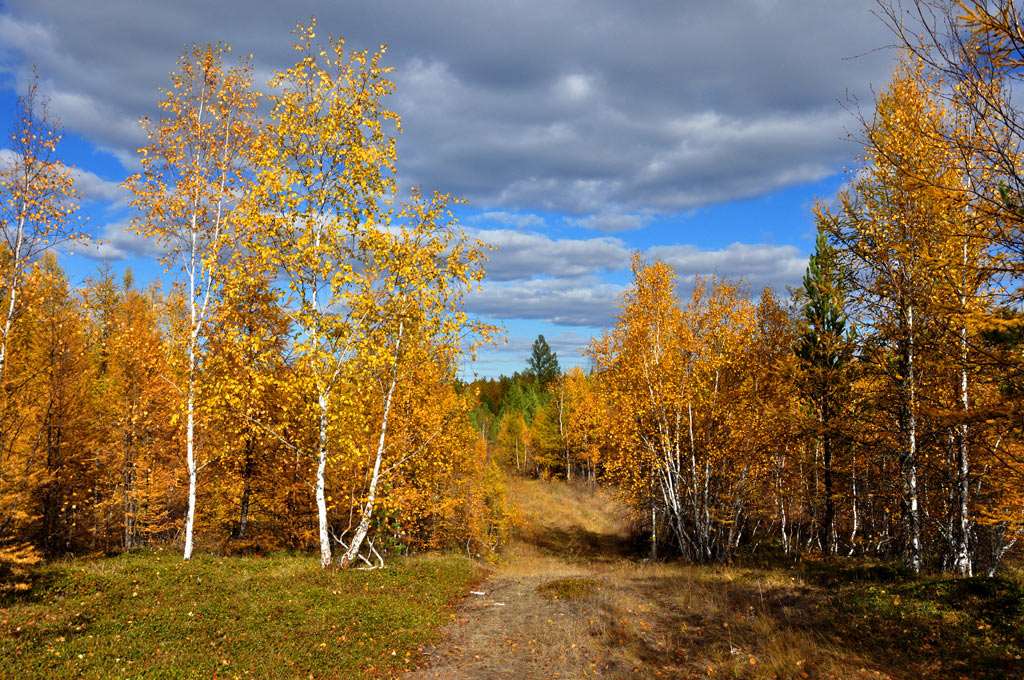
[0,0,894,214]
[471,228,629,281]
[466,277,624,327]
[649,242,807,292]
[79,220,163,261]
[0,149,128,212]
[70,167,129,204]
[462,229,807,327]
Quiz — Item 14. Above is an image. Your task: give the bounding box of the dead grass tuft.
[536,576,600,601]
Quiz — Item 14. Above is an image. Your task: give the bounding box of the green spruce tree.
[527,334,560,387]
[796,226,856,557]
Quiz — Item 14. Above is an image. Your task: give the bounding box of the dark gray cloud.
[0,0,894,216]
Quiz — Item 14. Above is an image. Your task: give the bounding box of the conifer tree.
[796,226,856,557]
[527,335,560,387]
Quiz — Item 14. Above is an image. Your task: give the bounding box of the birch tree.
[819,58,958,574]
[0,75,84,548]
[338,194,490,566]
[125,43,259,560]
[0,74,84,394]
[253,21,401,568]
[590,257,759,562]
[256,22,491,565]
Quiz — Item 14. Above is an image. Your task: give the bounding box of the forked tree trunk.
[342,325,402,568]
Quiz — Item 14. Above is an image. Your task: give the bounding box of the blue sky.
[0,0,896,377]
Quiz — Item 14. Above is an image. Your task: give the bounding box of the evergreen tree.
[527,334,560,386]
[796,226,856,557]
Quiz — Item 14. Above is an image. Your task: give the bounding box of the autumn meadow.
[3,3,1024,679]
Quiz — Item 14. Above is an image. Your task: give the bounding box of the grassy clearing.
[0,549,479,679]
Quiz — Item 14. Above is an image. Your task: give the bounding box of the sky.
[0,0,900,377]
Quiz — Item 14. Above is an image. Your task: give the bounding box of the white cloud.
[466,329,596,374]
[0,149,126,205]
[79,220,163,261]
[70,167,129,204]
[467,276,624,327]
[471,228,629,281]
[558,73,594,102]
[649,242,807,291]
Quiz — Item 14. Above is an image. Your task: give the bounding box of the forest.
[3,3,1024,678]
[3,6,1024,579]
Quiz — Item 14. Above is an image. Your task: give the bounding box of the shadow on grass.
[587,560,1024,680]
[521,523,645,563]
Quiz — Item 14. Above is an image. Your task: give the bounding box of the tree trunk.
[183,387,197,560]
[235,436,254,540]
[123,419,138,550]
[316,391,331,568]
[823,429,835,557]
[901,305,922,575]
[649,498,658,561]
[951,321,972,575]
[848,448,858,556]
[342,319,404,568]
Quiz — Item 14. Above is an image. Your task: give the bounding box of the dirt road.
[409,478,886,680]
[409,478,698,679]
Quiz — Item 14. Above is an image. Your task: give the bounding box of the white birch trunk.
[904,304,922,574]
[848,449,858,556]
[0,211,24,392]
[952,252,972,576]
[316,392,331,568]
[342,320,402,567]
[182,225,199,561]
[183,388,197,560]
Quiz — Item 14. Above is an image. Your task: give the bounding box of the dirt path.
[409,478,672,679]
[409,478,886,680]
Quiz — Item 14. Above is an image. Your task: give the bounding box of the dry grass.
[415,477,1020,679]
[536,576,600,601]
[504,478,890,678]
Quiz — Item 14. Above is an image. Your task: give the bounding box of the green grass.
[0,549,480,679]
